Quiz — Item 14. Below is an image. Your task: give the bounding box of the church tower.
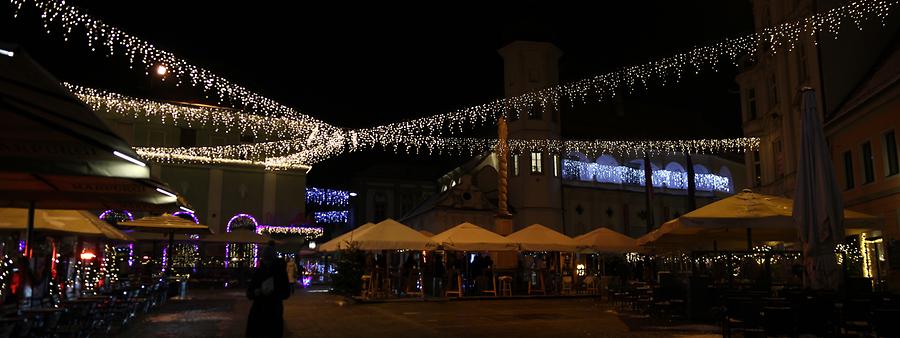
[498,41,564,232]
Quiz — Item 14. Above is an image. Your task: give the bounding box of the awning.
[0,208,132,241]
[506,224,577,252]
[431,222,516,251]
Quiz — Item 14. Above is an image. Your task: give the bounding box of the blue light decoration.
[561,159,732,193]
[313,210,349,224]
[306,187,351,207]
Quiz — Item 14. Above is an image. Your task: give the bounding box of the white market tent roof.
[431,222,516,251]
[573,227,638,253]
[506,224,577,252]
[318,222,375,252]
[0,208,132,241]
[344,219,436,251]
[637,190,882,250]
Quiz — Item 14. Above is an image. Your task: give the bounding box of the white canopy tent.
[318,222,375,253]
[506,224,577,252]
[431,222,516,251]
[335,219,435,251]
[573,227,638,253]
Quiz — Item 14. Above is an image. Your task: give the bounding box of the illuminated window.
[531,152,543,174]
[753,151,762,187]
[511,154,519,176]
[552,155,560,177]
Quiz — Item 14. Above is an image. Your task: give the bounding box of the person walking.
[286,257,298,294]
[246,243,290,338]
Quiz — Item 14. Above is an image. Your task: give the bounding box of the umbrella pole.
[167,232,174,274]
[746,228,752,251]
[26,201,35,262]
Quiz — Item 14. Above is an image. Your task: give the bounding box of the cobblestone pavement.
[115,288,721,338]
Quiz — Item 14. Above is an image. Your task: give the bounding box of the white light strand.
[360,0,898,138]
[66,83,315,139]
[561,159,732,193]
[10,0,337,136]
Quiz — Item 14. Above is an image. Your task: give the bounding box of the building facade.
[736,0,900,239]
[404,41,745,238]
[97,105,309,234]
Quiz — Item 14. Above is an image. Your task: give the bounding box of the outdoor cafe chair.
[561,276,573,295]
[498,276,513,297]
[481,273,497,297]
[583,276,598,295]
[445,273,463,298]
[528,271,545,296]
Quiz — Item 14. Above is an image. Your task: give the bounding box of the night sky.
[0,1,754,187]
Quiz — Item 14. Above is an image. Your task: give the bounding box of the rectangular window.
[552,155,560,177]
[769,74,779,106]
[752,150,762,187]
[511,154,519,176]
[798,45,808,82]
[844,151,855,190]
[530,152,543,174]
[747,88,757,120]
[885,131,899,177]
[862,141,875,184]
[179,127,197,147]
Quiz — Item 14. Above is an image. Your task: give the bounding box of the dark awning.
[0,44,179,211]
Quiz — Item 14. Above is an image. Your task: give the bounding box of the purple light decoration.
[161,245,168,273]
[17,240,25,252]
[226,213,258,233]
[301,276,312,288]
[99,209,134,222]
[128,243,134,266]
[173,211,200,224]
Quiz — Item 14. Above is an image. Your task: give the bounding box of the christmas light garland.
[313,210,349,224]
[66,83,317,139]
[561,159,733,192]
[361,0,898,138]
[306,187,351,207]
[256,225,324,238]
[8,0,338,136]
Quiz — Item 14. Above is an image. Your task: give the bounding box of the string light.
[9,0,339,137]
[66,83,320,139]
[313,210,349,224]
[226,213,258,232]
[173,211,200,224]
[306,187,351,207]
[11,0,892,145]
[561,160,733,193]
[358,0,897,138]
[256,225,324,238]
[99,209,134,223]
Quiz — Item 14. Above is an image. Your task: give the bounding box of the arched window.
[226,213,258,233]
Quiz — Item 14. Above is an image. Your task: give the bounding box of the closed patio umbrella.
[794,88,844,290]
